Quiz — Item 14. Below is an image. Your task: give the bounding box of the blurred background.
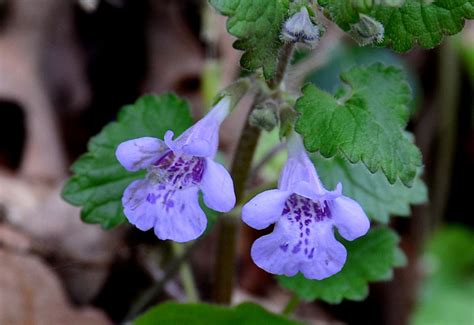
[0,0,472,324]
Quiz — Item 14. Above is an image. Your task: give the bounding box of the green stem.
[269,42,295,89]
[213,110,261,304]
[282,294,301,316]
[431,39,460,229]
[213,42,295,305]
[172,243,199,302]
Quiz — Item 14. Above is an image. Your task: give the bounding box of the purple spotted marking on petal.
[141,151,206,214]
[146,193,159,204]
[280,243,289,252]
[279,193,333,259]
[292,240,302,254]
[153,151,205,188]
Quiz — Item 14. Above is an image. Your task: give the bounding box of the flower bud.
[282,7,320,48]
[249,101,279,132]
[279,104,298,139]
[349,14,384,46]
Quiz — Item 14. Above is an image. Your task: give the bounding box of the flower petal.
[164,130,215,157]
[164,131,179,152]
[279,134,325,195]
[116,137,167,171]
[200,158,236,212]
[163,98,231,158]
[250,225,300,277]
[331,196,370,241]
[292,181,342,202]
[250,213,347,279]
[242,189,291,230]
[122,179,155,231]
[153,187,207,242]
[299,230,347,280]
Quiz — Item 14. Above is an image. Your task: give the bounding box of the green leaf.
[61,94,193,229]
[412,226,474,325]
[209,0,290,80]
[133,302,303,325]
[313,154,427,223]
[278,227,405,304]
[295,63,422,186]
[320,0,474,52]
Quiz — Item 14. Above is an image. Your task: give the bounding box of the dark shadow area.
[0,100,25,171]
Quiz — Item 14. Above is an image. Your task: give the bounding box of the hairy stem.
[269,42,295,89]
[213,42,295,304]
[213,109,261,304]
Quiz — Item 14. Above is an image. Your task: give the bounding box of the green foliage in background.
[412,226,474,325]
[134,302,303,325]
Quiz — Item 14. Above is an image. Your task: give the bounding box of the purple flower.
[242,133,370,280]
[116,97,236,242]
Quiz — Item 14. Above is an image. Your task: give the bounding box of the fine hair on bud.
[349,14,385,46]
[249,101,279,132]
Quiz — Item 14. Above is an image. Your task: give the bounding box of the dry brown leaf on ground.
[0,248,110,325]
[0,172,125,303]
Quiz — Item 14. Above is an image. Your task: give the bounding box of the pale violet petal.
[122,179,155,231]
[250,226,300,277]
[177,123,218,157]
[331,196,370,241]
[249,191,349,280]
[299,230,347,280]
[165,98,230,158]
[292,181,320,201]
[116,137,167,171]
[292,181,342,201]
[181,140,214,157]
[200,158,236,212]
[206,97,231,124]
[164,129,214,157]
[164,130,180,152]
[242,189,291,230]
[279,134,325,194]
[153,187,207,242]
